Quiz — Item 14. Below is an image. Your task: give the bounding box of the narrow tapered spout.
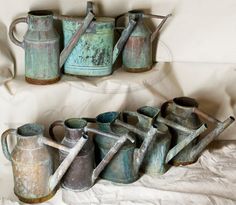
[151,14,172,42]
[59,12,94,68]
[48,135,88,191]
[112,19,136,64]
[190,116,235,161]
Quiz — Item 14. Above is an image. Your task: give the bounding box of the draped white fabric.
[0,0,236,204]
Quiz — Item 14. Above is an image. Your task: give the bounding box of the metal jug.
[161,97,235,165]
[60,2,136,76]
[116,10,171,72]
[1,123,88,203]
[92,111,157,183]
[49,118,133,191]
[119,110,206,175]
[9,10,94,84]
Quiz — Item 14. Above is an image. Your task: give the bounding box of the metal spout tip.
[230,116,235,121]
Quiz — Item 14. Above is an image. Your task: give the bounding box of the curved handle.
[9,17,27,48]
[49,120,64,142]
[1,129,16,161]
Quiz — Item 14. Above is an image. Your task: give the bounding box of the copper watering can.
[116,10,171,72]
[9,10,94,84]
[85,111,158,183]
[59,1,137,77]
[1,123,88,203]
[118,110,207,175]
[161,97,235,165]
[49,118,133,191]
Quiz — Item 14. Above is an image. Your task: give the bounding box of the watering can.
[9,10,94,84]
[60,1,136,76]
[1,123,88,203]
[49,118,133,191]
[85,111,158,183]
[160,97,235,165]
[116,10,171,72]
[119,110,207,175]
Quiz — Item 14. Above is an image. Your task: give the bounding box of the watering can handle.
[49,120,64,142]
[1,129,16,161]
[9,17,27,49]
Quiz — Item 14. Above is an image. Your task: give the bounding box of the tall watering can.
[161,97,235,165]
[1,123,88,203]
[116,10,171,72]
[60,2,136,77]
[49,118,133,191]
[120,109,207,175]
[87,111,157,183]
[9,10,94,84]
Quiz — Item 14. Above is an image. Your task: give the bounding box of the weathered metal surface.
[9,10,93,85]
[49,117,130,191]
[136,106,207,175]
[94,111,156,183]
[1,123,88,203]
[161,97,235,165]
[61,2,136,76]
[119,10,171,72]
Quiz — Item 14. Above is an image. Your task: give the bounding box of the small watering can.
[9,10,94,84]
[89,111,157,183]
[116,10,171,72]
[161,97,235,165]
[1,123,88,203]
[49,118,133,191]
[60,2,136,76]
[119,110,207,175]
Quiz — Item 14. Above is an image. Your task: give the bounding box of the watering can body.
[161,97,235,165]
[1,123,87,203]
[49,118,131,191]
[9,10,94,84]
[61,2,136,77]
[120,10,171,72]
[94,111,156,183]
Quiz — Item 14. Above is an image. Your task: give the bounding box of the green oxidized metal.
[62,17,114,76]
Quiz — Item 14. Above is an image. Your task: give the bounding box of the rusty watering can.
[116,10,171,72]
[9,10,94,84]
[119,110,207,175]
[1,123,88,203]
[160,97,235,165]
[49,118,133,191]
[87,111,157,183]
[60,1,136,76]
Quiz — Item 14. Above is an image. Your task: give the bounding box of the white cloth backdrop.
[0,0,236,204]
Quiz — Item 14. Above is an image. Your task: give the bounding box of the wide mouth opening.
[65,118,87,129]
[137,106,159,118]
[29,10,53,16]
[128,10,144,15]
[96,112,119,124]
[173,97,198,108]
[17,123,44,137]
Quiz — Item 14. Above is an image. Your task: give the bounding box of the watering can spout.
[190,116,235,161]
[59,11,95,68]
[112,19,137,64]
[48,135,88,191]
[150,13,172,42]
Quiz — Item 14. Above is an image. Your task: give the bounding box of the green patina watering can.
[116,10,171,72]
[60,2,136,77]
[161,97,235,165]
[1,123,88,203]
[9,10,94,84]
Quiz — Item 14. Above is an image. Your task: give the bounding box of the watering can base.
[64,66,112,77]
[61,183,91,192]
[15,189,57,204]
[25,76,60,85]
[172,159,197,166]
[123,66,152,73]
[100,175,139,184]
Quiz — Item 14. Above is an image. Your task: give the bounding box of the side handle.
[9,17,27,48]
[1,129,16,161]
[49,120,64,142]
